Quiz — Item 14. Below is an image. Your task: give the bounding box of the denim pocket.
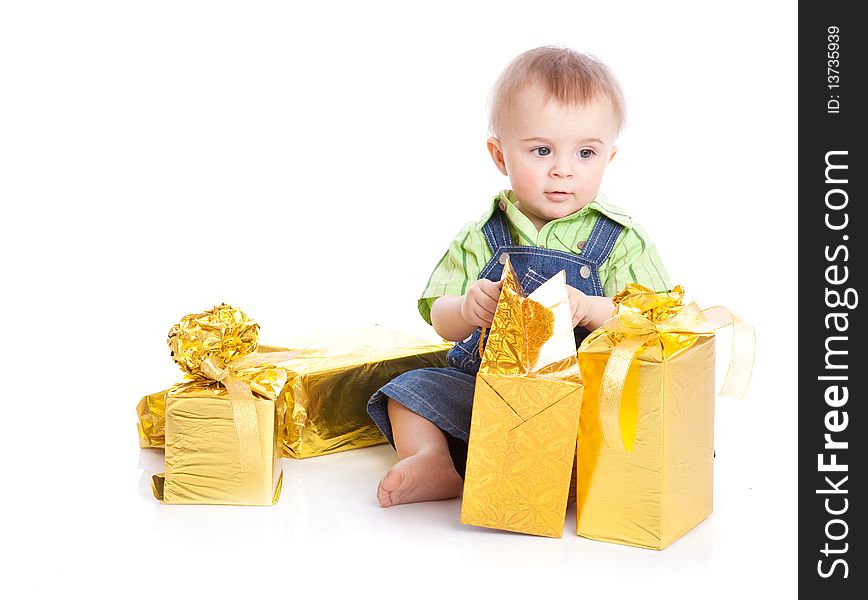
[446,328,483,374]
[445,344,467,370]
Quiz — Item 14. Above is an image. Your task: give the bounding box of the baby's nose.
[549,161,574,178]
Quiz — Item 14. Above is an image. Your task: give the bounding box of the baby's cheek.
[509,168,540,195]
[581,164,608,190]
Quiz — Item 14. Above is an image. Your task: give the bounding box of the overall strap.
[480,207,513,254]
[581,214,625,266]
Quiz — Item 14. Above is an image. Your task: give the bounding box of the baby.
[367,46,671,508]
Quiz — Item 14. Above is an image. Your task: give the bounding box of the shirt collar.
[476,190,634,231]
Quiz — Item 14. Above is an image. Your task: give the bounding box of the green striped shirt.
[418,189,671,324]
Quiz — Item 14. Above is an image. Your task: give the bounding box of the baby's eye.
[532,147,552,157]
[578,148,595,159]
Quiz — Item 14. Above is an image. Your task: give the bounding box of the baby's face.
[490,85,620,231]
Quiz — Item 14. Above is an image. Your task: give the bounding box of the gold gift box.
[154,378,284,505]
[577,330,715,549]
[263,328,451,458]
[575,285,753,549]
[146,304,297,506]
[460,259,583,538]
[138,327,451,459]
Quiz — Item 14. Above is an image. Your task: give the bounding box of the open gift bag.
[460,257,582,537]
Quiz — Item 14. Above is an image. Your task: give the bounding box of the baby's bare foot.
[376,450,463,508]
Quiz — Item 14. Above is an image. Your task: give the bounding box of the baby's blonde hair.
[488,46,626,137]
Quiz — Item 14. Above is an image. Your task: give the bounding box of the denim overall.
[367,206,624,475]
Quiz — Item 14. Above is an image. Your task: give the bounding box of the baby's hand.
[566,285,587,328]
[460,278,504,328]
[566,285,617,330]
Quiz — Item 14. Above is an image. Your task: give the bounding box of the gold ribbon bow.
[168,304,299,472]
[593,285,755,452]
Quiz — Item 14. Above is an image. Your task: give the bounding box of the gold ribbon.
[596,299,755,452]
[196,350,300,472]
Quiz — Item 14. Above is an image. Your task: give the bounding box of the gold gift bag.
[460,258,582,538]
[576,285,754,549]
[148,304,297,505]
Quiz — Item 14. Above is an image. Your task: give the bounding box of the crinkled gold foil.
[168,303,259,377]
[612,283,686,323]
[461,258,582,538]
[592,284,696,359]
[136,388,168,448]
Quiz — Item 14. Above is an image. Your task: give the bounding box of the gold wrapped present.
[148,304,297,505]
[460,258,583,538]
[138,328,451,459]
[262,328,451,459]
[576,284,754,549]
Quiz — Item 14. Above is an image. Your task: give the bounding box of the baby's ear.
[487,137,508,176]
[608,145,619,163]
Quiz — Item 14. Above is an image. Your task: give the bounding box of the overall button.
[579,265,592,279]
[498,252,509,265]
[498,200,507,211]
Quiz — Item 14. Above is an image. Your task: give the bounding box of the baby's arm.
[430,279,504,342]
[566,286,615,331]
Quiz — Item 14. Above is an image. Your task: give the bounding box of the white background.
[1,1,796,597]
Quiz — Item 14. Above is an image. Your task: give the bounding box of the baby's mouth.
[545,191,572,199]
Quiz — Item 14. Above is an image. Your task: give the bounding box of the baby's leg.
[376,398,463,508]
